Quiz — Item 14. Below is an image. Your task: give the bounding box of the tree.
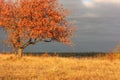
[0,0,73,57]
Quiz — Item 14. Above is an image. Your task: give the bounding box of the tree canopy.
[0,0,73,56]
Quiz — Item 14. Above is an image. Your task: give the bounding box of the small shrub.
[106,53,116,61]
[41,52,51,57]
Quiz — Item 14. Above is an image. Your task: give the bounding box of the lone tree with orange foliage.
[0,0,73,57]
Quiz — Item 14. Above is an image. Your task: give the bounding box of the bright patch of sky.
[82,0,94,8]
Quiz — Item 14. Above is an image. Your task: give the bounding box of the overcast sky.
[60,0,120,17]
[0,0,120,52]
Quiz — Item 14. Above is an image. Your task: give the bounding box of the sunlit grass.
[0,54,120,80]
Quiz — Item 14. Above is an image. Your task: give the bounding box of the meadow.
[0,53,120,80]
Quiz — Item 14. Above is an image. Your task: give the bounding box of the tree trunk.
[14,48,17,54]
[18,48,23,57]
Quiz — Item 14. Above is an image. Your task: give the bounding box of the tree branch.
[22,38,52,49]
[22,38,32,49]
[22,38,40,49]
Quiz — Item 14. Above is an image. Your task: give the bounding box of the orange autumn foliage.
[0,0,73,53]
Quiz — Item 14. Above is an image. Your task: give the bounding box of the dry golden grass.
[0,54,120,80]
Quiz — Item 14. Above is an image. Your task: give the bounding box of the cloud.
[60,0,120,19]
[82,0,120,8]
[94,0,120,4]
[79,12,99,18]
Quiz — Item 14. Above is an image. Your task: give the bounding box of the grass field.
[0,54,120,80]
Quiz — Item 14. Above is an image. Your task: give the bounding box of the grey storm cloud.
[59,0,120,52]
